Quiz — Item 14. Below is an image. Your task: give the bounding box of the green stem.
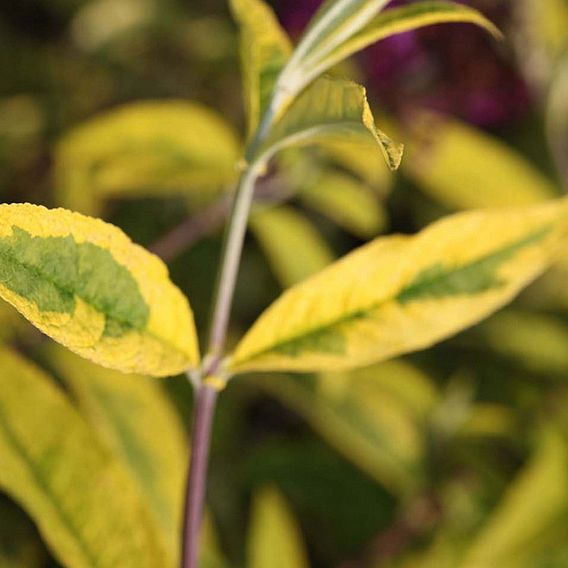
[181,99,279,567]
[206,163,263,363]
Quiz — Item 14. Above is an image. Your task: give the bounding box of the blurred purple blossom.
[273,0,531,127]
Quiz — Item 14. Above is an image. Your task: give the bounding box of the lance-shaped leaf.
[460,429,568,568]
[547,55,568,188]
[230,0,291,138]
[55,101,241,214]
[405,112,558,210]
[0,346,167,567]
[299,171,387,238]
[248,486,309,568]
[251,205,334,288]
[0,203,199,377]
[229,200,568,374]
[257,76,403,171]
[254,360,437,494]
[48,347,188,562]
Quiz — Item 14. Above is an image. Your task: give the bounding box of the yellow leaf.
[257,76,403,171]
[0,203,199,377]
[230,200,568,374]
[0,346,167,567]
[299,170,387,238]
[48,346,188,562]
[405,112,558,209]
[253,360,437,494]
[248,486,309,568]
[547,54,568,187]
[229,0,291,138]
[55,101,241,214]
[314,134,393,192]
[460,429,568,568]
[250,205,334,288]
[482,310,568,375]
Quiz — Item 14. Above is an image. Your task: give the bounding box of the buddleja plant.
[1,0,568,567]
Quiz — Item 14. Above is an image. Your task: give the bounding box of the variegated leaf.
[230,200,568,374]
[55,101,240,214]
[0,203,199,377]
[229,0,291,138]
[257,76,403,170]
[0,346,167,567]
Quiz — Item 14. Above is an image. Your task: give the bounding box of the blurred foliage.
[1,0,568,567]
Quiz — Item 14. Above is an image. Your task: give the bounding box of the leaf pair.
[0,198,567,380]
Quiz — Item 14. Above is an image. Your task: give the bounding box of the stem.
[207,163,263,360]
[180,101,277,567]
[182,384,218,568]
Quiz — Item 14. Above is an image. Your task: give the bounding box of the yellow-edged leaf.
[55,101,241,214]
[250,205,334,288]
[47,346,187,562]
[230,199,568,374]
[257,76,403,171]
[0,345,167,567]
[460,429,568,568]
[254,360,437,494]
[229,0,291,138]
[0,203,199,377]
[299,170,387,238]
[405,112,558,209]
[248,486,309,568]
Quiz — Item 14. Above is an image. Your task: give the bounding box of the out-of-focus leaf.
[515,0,568,88]
[230,0,291,138]
[0,346,167,567]
[248,486,309,568]
[482,310,568,375]
[460,429,568,568]
[405,113,558,210]
[459,404,516,439]
[48,346,187,562]
[250,205,334,288]
[0,203,199,377]
[315,135,393,192]
[55,101,241,214]
[306,1,501,83]
[71,0,155,52]
[254,360,438,495]
[257,76,403,171]
[299,171,387,238]
[230,200,568,375]
[546,54,568,187]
